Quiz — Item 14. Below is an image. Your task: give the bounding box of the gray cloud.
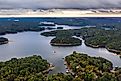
[0,0,121,9]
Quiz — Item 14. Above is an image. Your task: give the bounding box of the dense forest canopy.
[0,53,120,81]
[0,55,50,81]
[0,17,121,35]
[65,52,121,81]
[50,31,82,46]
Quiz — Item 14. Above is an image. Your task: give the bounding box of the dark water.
[0,31,121,74]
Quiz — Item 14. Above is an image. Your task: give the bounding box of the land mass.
[0,53,120,81]
[41,27,121,55]
[50,37,82,46]
[50,30,82,46]
[64,51,121,81]
[0,55,51,81]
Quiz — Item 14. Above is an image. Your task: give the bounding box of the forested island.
[41,27,121,55]
[0,37,9,45]
[50,31,82,46]
[51,37,82,46]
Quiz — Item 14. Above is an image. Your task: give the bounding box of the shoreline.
[85,42,121,56]
[50,37,82,46]
[50,43,81,46]
[64,60,75,75]
[64,53,121,80]
[42,63,55,74]
[41,30,121,56]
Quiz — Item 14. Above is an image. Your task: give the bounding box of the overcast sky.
[0,0,121,9]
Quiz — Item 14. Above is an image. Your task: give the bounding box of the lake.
[0,29,121,74]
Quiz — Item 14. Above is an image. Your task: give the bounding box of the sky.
[0,0,121,9]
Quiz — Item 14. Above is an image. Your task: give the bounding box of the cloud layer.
[0,0,121,9]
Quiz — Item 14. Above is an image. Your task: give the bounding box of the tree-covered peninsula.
[0,21,45,35]
[0,55,50,81]
[65,51,121,81]
[41,27,121,55]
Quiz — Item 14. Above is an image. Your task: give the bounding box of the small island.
[41,30,57,37]
[0,37,9,45]
[51,37,82,46]
[50,30,82,46]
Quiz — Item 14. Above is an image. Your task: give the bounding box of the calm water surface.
[0,31,121,74]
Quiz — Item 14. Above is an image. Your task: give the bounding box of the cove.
[0,30,120,74]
